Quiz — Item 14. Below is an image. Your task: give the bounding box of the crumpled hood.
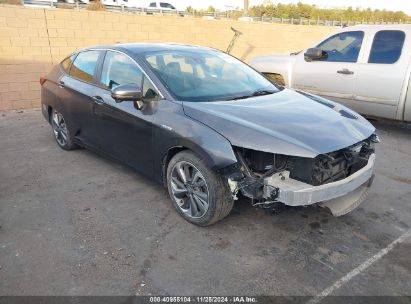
[182,88,375,158]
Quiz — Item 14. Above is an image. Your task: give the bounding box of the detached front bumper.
[263,154,376,213]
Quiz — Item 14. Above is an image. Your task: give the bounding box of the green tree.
[246,2,410,22]
[207,5,216,13]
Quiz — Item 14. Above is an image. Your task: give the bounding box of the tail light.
[39,76,46,86]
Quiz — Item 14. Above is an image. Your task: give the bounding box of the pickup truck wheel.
[263,73,285,86]
[166,151,234,226]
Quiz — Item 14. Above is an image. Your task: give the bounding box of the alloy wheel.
[52,110,68,147]
[170,161,210,219]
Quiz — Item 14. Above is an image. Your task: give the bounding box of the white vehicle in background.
[57,0,88,3]
[101,0,120,7]
[101,0,142,8]
[147,1,176,11]
[250,24,411,122]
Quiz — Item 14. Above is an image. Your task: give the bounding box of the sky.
[171,0,411,15]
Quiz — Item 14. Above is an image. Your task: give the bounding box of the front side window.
[144,50,279,102]
[316,31,364,63]
[368,30,405,64]
[100,51,143,90]
[69,50,100,83]
[61,54,76,73]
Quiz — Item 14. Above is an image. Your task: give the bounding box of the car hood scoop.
[182,88,375,158]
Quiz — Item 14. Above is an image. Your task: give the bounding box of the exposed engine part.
[221,134,378,215]
[233,149,282,200]
[370,133,381,143]
[262,154,375,207]
[227,178,239,200]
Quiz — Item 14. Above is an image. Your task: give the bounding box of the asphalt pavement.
[0,109,410,297]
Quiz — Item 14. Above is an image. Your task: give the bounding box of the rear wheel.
[51,109,76,150]
[166,151,234,226]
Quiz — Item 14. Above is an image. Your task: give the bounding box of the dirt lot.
[0,109,410,297]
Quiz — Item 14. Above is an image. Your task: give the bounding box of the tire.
[166,150,234,226]
[50,108,77,150]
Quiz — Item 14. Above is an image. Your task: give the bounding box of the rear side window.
[61,54,76,72]
[69,50,100,83]
[149,2,156,7]
[368,30,405,64]
[100,51,143,89]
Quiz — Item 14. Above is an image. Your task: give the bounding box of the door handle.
[337,69,354,75]
[91,96,104,105]
[58,80,65,88]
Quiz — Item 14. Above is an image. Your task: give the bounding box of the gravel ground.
[0,108,410,297]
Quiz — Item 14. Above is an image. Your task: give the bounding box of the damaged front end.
[219,134,379,216]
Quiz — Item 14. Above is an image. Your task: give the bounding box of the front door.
[91,50,160,176]
[292,30,365,109]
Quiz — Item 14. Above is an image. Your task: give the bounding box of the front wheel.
[51,109,77,150]
[166,151,234,226]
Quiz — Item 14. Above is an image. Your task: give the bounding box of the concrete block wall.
[0,4,334,110]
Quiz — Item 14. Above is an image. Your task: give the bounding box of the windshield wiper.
[252,90,276,96]
[229,90,276,100]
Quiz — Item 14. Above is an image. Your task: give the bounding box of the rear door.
[91,50,160,176]
[352,29,409,120]
[57,50,103,147]
[292,30,365,109]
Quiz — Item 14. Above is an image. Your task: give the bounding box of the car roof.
[80,42,218,55]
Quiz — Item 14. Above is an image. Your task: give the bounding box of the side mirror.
[111,83,142,103]
[304,48,326,61]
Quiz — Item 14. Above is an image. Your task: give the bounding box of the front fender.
[153,100,237,184]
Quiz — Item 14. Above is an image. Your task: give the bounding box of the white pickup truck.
[250,24,411,122]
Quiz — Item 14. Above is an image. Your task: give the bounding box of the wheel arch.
[162,146,187,186]
[161,142,219,187]
[47,105,53,123]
